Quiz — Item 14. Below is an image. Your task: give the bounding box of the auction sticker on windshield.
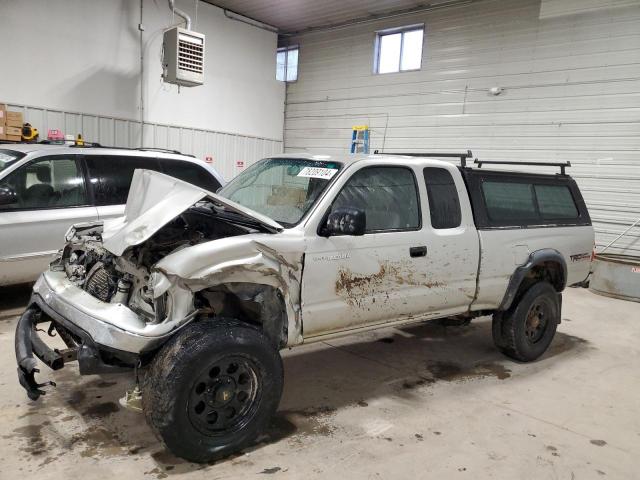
[297,167,338,179]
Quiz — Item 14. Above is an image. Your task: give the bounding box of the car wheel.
[142,318,284,463]
[492,281,560,362]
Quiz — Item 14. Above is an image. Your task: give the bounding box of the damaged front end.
[16,170,302,400]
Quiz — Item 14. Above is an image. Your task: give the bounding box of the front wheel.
[492,281,560,362]
[142,318,284,463]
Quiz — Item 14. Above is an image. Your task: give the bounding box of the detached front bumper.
[15,306,65,400]
[15,298,135,400]
[15,271,180,400]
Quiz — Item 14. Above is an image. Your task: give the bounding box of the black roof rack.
[373,149,474,167]
[69,142,103,148]
[3,138,193,158]
[133,147,184,155]
[0,139,99,147]
[36,139,103,147]
[474,159,571,175]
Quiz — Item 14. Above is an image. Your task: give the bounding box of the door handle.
[409,246,427,258]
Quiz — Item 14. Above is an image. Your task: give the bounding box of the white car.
[0,143,224,285]
[15,152,594,463]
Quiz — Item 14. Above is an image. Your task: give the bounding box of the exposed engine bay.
[53,202,253,322]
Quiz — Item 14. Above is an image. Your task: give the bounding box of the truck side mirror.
[324,207,366,236]
[0,186,17,206]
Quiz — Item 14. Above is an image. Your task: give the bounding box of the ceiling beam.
[203,0,476,36]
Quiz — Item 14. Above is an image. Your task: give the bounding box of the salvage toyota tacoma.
[15,152,594,462]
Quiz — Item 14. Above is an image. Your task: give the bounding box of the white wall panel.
[284,0,640,255]
[540,0,640,18]
[6,102,283,184]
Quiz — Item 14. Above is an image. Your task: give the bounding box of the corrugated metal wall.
[283,0,640,255]
[6,102,283,182]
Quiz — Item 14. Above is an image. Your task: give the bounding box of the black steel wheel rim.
[524,300,551,344]
[187,355,261,436]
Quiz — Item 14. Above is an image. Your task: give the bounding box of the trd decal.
[570,252,590,262]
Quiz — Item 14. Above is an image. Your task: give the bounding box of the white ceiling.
[204,1,459,33]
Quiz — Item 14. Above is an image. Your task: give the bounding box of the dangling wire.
[194,0,198,30]
[134,359,142,385]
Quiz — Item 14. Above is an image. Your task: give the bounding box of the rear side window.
[158,159,222,193]
[535,184,578,219]
[86,156,161,206]
[423,167,461,229]
[481,180,579,224]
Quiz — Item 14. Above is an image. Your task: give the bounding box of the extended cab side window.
[423,167,461,229]
[331,166,420,232]
[86,156,161,206]
[0,156,87,210]
[158,159,222,193]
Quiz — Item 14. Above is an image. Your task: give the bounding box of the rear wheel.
[143,318,283,463]
[492,281,560,362]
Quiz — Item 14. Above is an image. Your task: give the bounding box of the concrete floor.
[0,286,638,479]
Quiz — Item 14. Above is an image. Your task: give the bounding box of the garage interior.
[1,0,639,478]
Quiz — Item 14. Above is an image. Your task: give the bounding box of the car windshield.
[0,150,25,173]
[218,157,342,226]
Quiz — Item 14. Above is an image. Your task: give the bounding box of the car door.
[301,163,480,339]
[302,165,431,337]
[0,154,98,285]
[85,155,162,222]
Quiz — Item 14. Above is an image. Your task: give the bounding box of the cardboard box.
[5,125,22,136]
[0,104,6,124]
[5,134,21,141]
[5,111,23,127]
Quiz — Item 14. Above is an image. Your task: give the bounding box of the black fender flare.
[498,248,567,311]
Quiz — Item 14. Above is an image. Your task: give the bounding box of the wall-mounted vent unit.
[162,27,205,87]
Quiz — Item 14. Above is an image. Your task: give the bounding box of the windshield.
[0,150,25,174]
[218,157,342,226]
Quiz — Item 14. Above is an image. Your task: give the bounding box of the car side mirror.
[0,186,17,206]
[324,207,366,236]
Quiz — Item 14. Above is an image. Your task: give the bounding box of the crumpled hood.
[102,169,283,256]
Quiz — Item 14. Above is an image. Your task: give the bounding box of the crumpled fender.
[154,233,304,346]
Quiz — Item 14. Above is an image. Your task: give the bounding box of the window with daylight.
[276,46,299,82]
[375,25,424,74]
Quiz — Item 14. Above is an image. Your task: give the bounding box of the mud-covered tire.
[492,282,560,362]
[491,311,508,349]
[142,318,283,463]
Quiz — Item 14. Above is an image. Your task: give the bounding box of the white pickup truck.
[15,152,594,462]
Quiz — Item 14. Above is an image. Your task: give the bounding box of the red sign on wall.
[205,156,213,164]
[236,160,245,169]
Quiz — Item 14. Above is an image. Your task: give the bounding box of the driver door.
[301,165,429,337]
